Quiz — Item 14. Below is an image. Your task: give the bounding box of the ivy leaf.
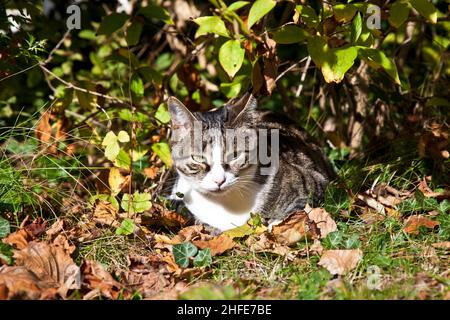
[0,243,13,265]
[97,13,129,35]
[248,0,276,29]
[115,218,136,235]
[152,142,173,167]
[307,36,358,83]
[388,1,410,28]
[410,0,437,24]
[219,39,245,79]
[351,12,362,44]
[131,74,144,98]
[193,248,212,267]
[333,4,357,23]
[121,192,152,214]
[227,1,250,11]
[0,217,10,238]
[358,47,400,84]
[194,16,230,38]
[272,25,309,44]
[126,20,143,46]
[117,130,130,143]
[155,103,171,124]
[173,242,198,268]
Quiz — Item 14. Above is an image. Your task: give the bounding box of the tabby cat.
[165,93,335,233]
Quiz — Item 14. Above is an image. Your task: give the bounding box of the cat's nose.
[213,176,225,187]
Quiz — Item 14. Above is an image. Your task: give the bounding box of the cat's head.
[167,93,260,196]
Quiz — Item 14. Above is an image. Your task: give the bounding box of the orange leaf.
[403,215,440,235]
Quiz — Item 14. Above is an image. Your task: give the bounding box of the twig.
[296,56,311,97]
[274,56,309,83]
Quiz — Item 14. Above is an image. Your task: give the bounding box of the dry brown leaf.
[143,166,159,180]
[46,219,64,238]
[431,241,450,249]
[192,234,236,256]
[92,200,120,228]
[403,215,440,235]
[81,260,125,300]
[246,233,291,256]
[271,211,318,246]
[0,238,80,299]
[307,208,337,238]
[3,229,32,249]
[141,203,188,230]
[318,249,363,275]
[23,217,48,238]
[120,270,170,299]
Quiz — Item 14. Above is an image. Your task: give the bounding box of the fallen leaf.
[318,249,363,275]
[307,208,337,238]
[0,239,81,299]
[143,166,159,179]
[81,260,125,300]
[120,269,170,299]
[92,200,120,228]
[141,203,188,230]
[271,211,317,246]
[403,215,440,235]
[23,218,48,238]
[46,219,64,238]
[192,234,235,256]
[3,229,31,250]
[246,233,291,256]
[431,242,450,250]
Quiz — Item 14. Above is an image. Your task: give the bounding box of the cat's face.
[168,93,259,196]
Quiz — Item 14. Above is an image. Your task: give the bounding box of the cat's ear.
[167,97,196,128]
[226,92,257,125]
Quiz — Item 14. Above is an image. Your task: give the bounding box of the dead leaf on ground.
[81,260,125,300]
[318,249,363,275]
[141,203,189,230]
[431,242,450,250]
[307,208,337,238]
[245,233,291,256]
[271,211,318,246]
[403,215,440,235]
[120,269,170,299]
[143,166,160,180]
[192,234,235,256]
[92,200,120,228]
[3,229,32,249]
[46,219,64,238]
[0,239,81,299]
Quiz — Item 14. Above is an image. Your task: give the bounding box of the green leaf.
[324,185,350,215]
[296,5,319,28]
[173,242,198,268]
[333,4,357,23]
[307,36,358,83]
[155,103,171,124]
[97,13,129,35]
[247,0,276,29]
[115,218,136,235]
[351,12,362,44]
[102,131,120,161]
[114,149,131,169]
[126,20,143,46]
[438,200,450,214]
[117,130,130,143]
[121,192,152,214]
[219,39,245,79]
[78,29,97,40]
[0,217,10,238]
[151,142,173,167]
[388,1,410,28]
[138,4,174,24]
[193,248,212,267]
[272,25,309,44]
[358,47,400,84]
[220,75,247,98]
[227,1,249,11]
[131,74,144,98]
[194,16,230,38]
[0,243,13,265]
[410,0,437,24]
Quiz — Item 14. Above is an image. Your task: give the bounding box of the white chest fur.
[172,176,262,231]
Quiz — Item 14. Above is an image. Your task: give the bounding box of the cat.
[164,92,336,233]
